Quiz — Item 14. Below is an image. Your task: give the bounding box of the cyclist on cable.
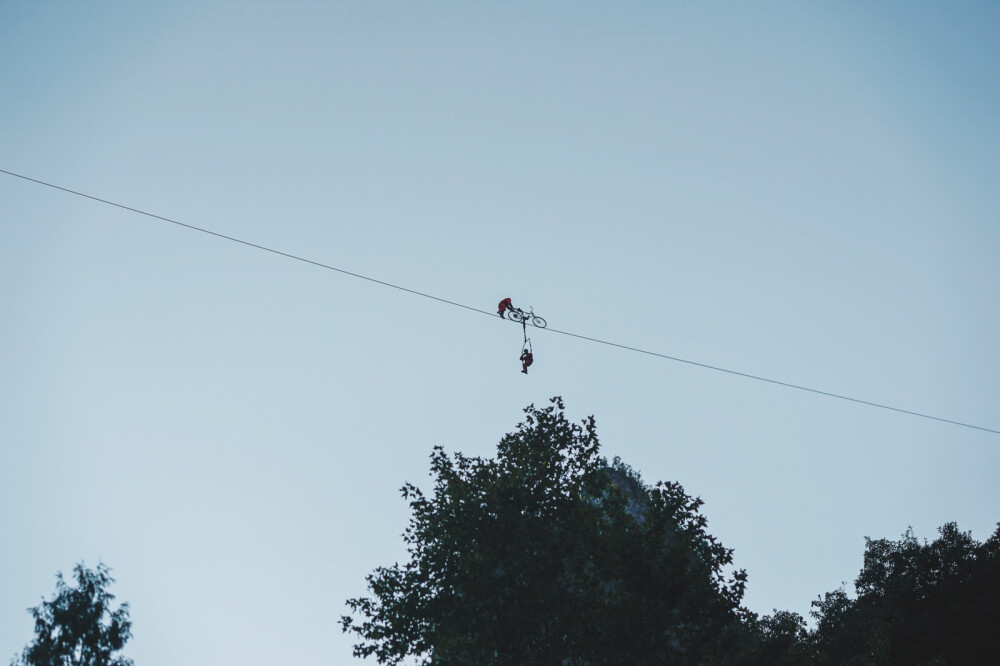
[498,297,514,318]
[520,349,534,374]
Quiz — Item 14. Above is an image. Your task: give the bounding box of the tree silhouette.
[11,562,132,666]
[342,398,748,665]
[742,609,811,666]
[810,522,1000,665]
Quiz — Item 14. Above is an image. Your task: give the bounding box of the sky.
[2,2,999,663]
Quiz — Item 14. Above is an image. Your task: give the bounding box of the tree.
[810,522,1000,665]
[742,610,811,666]
[342,398,748,665]
[11,562,132,666]
[809,586,881,665]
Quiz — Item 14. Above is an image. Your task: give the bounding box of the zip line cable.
[541,327,1000,435]
[0,169,489,318]
[3,167,998,437]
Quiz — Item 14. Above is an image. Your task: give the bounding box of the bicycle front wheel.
[531,316,547,328]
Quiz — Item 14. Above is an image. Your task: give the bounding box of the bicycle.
[506,306,547,329]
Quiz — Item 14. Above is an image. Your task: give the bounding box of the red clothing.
[498,297,513,315]
[520,351,533,372]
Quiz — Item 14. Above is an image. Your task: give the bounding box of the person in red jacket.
[520,349,534,374]
[498,297,514,317]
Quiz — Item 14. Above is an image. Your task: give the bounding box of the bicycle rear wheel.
[531,316,547,328]
[507,310,525,323]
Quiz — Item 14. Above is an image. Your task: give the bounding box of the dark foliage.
[342,398,748,665]
[742,609,811,666]
[11,562,132,666]
[340,396,1000,664]
[809,522,1000,665]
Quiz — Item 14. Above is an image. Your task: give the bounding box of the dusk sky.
[3,3,999,664]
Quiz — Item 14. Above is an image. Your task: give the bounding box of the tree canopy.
[11,562,132,666]
[342,398,1000,665]
[341,397,748,665]
[810,521,1000,665]
[745,521,1000,665]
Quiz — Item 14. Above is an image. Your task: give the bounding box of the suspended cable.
[3,167,997,436]
[542,327,1000,435]
[0,168,492,319]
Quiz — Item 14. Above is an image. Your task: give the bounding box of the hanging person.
[520,348,534,374]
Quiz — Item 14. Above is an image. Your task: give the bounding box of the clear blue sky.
[3,2,999,664]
